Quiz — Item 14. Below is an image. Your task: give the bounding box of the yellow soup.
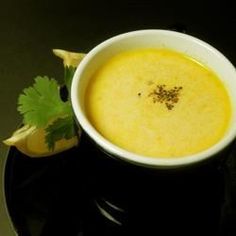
[85,49,231,158]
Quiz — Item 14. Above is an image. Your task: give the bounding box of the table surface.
[1,1,236,235]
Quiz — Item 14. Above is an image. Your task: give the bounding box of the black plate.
[4,133,236,236]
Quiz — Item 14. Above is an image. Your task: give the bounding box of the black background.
[1,0,236,139]
[1,1,236,235]
[0,0,236,137]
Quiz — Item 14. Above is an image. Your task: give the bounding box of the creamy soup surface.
[85,49,231,158]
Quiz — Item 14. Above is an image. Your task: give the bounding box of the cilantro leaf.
[18,76,72,128]
[45,116,76,150]
[64,66,76,94]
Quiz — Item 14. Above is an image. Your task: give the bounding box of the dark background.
[1,0,236,140]
[1,0,236,235]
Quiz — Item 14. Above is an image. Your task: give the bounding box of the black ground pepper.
[148,84,183,110]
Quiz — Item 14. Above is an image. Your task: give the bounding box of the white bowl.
[71,29,236,168]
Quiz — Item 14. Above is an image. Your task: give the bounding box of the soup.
[85,49,231,158]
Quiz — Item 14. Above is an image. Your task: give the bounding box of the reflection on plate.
[4,134,236,235]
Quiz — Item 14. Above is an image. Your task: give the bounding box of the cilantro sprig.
[3,49,85,157]
[18,76,72,127]
[17,76,76,150]
[4,49,86,154]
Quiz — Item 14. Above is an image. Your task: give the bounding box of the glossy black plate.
[4,133,236,236]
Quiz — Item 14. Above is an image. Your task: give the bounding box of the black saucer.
[4,134,236,236]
